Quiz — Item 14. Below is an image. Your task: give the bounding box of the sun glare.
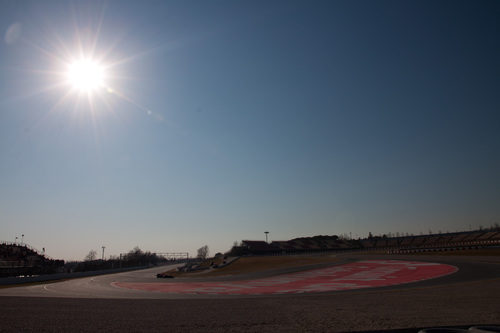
[27,23,155,118]
[66,59,105,92]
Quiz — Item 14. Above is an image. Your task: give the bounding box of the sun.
[66,59,105,92]
[25,22,155,118]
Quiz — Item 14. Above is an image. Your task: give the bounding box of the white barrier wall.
[0,265,152,285]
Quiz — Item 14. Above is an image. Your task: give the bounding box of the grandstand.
[239,240,279,254]
[0,242,64,277]
[235,228,500,256]
[237,235,360,255]
[368,230,500,254]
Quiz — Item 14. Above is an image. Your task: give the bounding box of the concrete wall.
[0,265,155,285]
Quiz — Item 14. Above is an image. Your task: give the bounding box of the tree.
[84,250,97,261]
[197,245,209,260]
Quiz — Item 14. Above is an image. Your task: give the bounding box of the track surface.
[1,254,499,332]
[0,258,458,299]
[114,260,457,295]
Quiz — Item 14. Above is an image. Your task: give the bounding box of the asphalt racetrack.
[1,254,499,332]
[115,260,458,296]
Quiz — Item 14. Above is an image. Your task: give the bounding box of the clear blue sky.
[1,0,499,260]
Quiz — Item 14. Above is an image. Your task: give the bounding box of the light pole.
[21,234,24,245]
[15,236,18,244]
[265,231,269,243]
[102,246,106,260]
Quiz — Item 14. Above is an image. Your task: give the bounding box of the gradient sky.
[1,0,499,261]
